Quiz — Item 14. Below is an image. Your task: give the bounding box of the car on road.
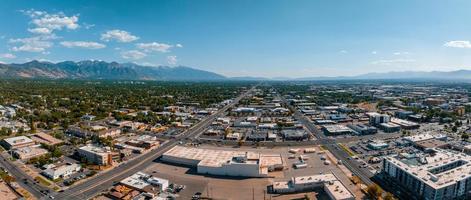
[192,192,202,200]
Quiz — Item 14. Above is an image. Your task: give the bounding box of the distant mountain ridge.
[0,60,226,80]
[1,60,471,81]
[294,70,471,80]
[236,70,471,81]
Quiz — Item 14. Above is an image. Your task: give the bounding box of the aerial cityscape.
[1,1,471,200]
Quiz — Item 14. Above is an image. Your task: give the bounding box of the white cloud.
[137,62,160,67]
[167,55,177,65]
[21,9,46,18]
[176,44,183,48]
[22,9,80,36]
[60,41,106,49]
[28,27,53,35]
[339,50,348,54]
[444,40,471,48]
[0,53,16,59]
[137,42,173,53]
[370,59,416,65]
[101,30,139,43]
[83,23,95,29]
[371,51,377,55]
[121,50,146,60]
[9,36,53,52]
[32,14,79,31]
[393,51,409,55]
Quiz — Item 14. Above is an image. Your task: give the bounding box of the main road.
[52,86,257,200]
[281,94,375,185]
[0,152,50,198]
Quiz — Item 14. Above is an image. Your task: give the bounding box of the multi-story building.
[382,148,471,200]
[367,112,390,126]
[78,144,113,166]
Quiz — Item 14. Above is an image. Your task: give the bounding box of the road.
[0,152,51,199]
[52,86,257,200]
[282,95,375,185]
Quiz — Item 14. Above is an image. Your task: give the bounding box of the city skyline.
[2,0,471,78]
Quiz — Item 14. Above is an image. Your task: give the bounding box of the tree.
[462,133,470,141]
[2,175,15,183]
[452,126,458,132]
[384,192,396,200]
[351,176,361,184]
[367,184,383,200]
[303,194,311,200]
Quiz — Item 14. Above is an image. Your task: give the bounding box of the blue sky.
[1,0,471,77]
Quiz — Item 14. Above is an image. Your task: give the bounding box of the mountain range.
[0,60,225,81]
[1,60,471,81]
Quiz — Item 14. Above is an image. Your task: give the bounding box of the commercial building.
[225,132,241,140]
[31,132,63,146]
[78,144,113,166]
[271,173,354,200]
[396,110,414,119]
[1,136,35,150]
[347,124,377,135]
[67,126,121,138]
[42,163,81,180]
[322,125,354,135]
[12,146,48,160]
[125,135,160,149]
[382,149,471,200]
[234,107,256,113]
[367,112,390,126]
[390,118,420,130]
[367,140,389,150]
[120,172,169,193]
[162,146,283,177]
[424,98,446,106]
[379,122,401,133]
[282,129,308,140]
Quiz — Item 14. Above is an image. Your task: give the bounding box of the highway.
[51,86,257,200]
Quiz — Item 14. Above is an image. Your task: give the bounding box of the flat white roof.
[294,174,337,185]
[120,172,150,190]
[386,148,471,189]
[323,125,353,133]
[163,146,282,168]
[324,180,355,200]
[3,136,33,146]
[404,133,435,143]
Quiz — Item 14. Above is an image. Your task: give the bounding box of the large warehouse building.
[162,146,283,177]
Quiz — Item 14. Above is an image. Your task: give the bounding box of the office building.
[1,136,35,150]
[367,112,390,126]
[382,149,471,200]
[78,144,113,166]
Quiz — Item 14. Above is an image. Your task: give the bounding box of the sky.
[1,0,471,78]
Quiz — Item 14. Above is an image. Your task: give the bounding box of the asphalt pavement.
[53,86,257,200]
